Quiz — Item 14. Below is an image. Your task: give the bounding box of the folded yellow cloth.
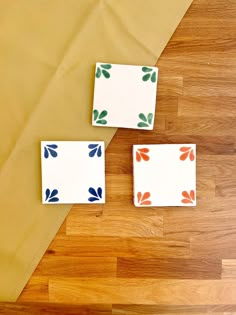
[0,0,192,301]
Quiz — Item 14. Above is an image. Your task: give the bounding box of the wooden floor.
[1,0,236,314]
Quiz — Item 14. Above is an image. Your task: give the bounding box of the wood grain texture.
[9,0,236,314]
[117,258,222,279]
[49,278,236,304]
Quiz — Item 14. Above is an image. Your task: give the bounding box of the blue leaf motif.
[89,187,98,197]
[50,189,58,198]
[44,144,58,158]
[45,188,50,201]
[88,187,103,202]
[48,148,57,157]
[97,187,102,198]
[49,197,59,203]
[47,144,58,149]
[88,144,98,149]
[88,144,102,158]
[44,147,49,159]
[45,188,59,202]
[89,148,97,157]
[97,146,102,157]
[88,197,99,202]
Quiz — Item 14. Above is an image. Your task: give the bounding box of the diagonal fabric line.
[104,1,158,61]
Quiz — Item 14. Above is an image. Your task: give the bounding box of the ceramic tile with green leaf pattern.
[93,63,158,130]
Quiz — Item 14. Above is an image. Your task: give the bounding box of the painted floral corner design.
[137,192,152,206]
[88,187,103,202]
[44,144,58,158]
[137,113,153,128]
[142,67,157,83]
[136,148,150,162]
[181,190,195,204]
[88,144,102,157]
[180,147,195,161]
[93,109,108,125]
[45,188,59,203]
[96,64,112,79]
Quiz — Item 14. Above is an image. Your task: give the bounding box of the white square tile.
[41,141,105,204]
[92,63,158,130]
[133,144,196,207]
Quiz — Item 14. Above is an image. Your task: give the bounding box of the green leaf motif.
[151,71,156,83]
[102,69,110,78]
[137,112,153,128]
[93,109,99,121]
[96,119,107,125]
[98,110,108,119]
[148,113,153,124]
[93,109,108,125]
[142,66,152,73]
[96,67,101,78]
[142,73,151,81]
[141,67,157,83]
[101,64,112,70]
[138,122,149,128]
[139,113,147,122]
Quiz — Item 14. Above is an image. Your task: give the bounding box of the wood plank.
[164,216,236,240]
[158,54,236,78]
[34,256,117,277]
[164,39,236,56]
[0,303,111,315]
[157,76,183,96]
[197,178,215,199]
[162,198,236,218]
[186,0,236,19]
[183,77,236,97]
[222,260,236,279]
[191,231,236,259]
[216,179,236,197]
[17,277,48,303]
[112,304,231,315]
[197,155,216,178]
[156,96,178,116]
[49,278,236,304]
[47,236,190,258]
[175,18,236,40]
[117,258,221,279]
[215,156,236,177]
[166,116,236,136]
[66,212,163,237]
[178,97,236,117]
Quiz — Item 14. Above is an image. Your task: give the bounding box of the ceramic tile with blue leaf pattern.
[41,141,105,204]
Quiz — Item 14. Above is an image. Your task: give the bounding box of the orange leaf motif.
[137,192,152,205]
[181,190,195,204]
[137,192,142,203]
[181,198,193,204]
[180,147,191,152]
[180,151,189,161]
[182,191,190,199]
[189,149,195,161]
[136,151,141,162]
[138,148,149,153]
[190,190,195,200]
[136,148,150,162]
[180,147,195,161]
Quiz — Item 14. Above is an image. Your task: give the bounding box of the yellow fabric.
[0,0,192,301]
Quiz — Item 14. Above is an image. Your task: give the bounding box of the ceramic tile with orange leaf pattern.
[133,144,196,207]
